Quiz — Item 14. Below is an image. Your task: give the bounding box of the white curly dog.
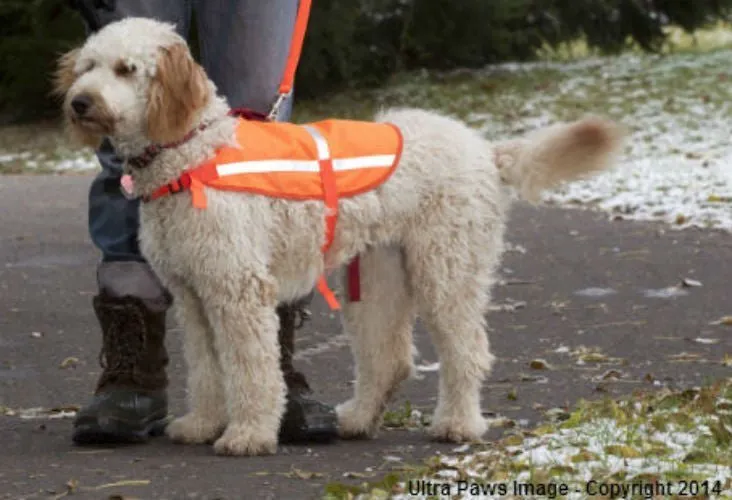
[54,17,623,456]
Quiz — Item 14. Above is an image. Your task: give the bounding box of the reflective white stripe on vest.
[335,155,395,171]
[216,154,397,177]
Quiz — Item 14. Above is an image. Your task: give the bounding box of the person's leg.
[71,0,191,445]
[194,0,337,443]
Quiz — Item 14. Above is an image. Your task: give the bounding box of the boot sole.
[280,428,338,444]
[279,416,339,444]
[72,416,170,445]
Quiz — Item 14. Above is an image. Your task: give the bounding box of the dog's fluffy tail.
[494,117,624,202]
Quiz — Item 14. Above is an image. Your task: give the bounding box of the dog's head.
[54,18,211,151]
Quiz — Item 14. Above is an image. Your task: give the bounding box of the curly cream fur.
[58,18,624,455]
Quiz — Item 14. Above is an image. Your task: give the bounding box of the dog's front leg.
[165,280,228,445]
[202,272,285,456]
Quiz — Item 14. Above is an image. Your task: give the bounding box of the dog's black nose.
[71,94,92,115]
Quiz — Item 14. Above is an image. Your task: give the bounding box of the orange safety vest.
[145,117,404,309]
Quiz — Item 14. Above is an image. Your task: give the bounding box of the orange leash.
[268,0,312,119]
[280,0,311,95]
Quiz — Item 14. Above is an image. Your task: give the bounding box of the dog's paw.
[427,414,487,443]
[336,399,379,440]
[166,414,225,445]
[213,424,277,456]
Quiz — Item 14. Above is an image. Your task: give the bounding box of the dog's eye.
[82,61,96,73]
[114,61,137,77]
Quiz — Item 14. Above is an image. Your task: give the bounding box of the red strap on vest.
[145,172,193,201]
[314,139,341,310]
[319,160,338,254]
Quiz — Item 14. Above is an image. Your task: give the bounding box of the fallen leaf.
[68,449,113,455]
[89,480,151,491]
[529,359,551,370]
[668,352,702,362]
[288,468,323,480]
[571,450,600,463]
[59,357,79,369]
[710,316,732,326]
[507,388,518,401]
[17,406,78,420]
[683,450,711,463]
[52,479,79,500]
[707,194,732,203]
[489,300,527,312]
[599,369,624,380]
[579,352,610,363]
[544,408,570,422]
[519,373,548,384]
[487,417,516,428]
[605,444,641,458]
[503,434,524,446]
[681,278,703,287]
[708,420,732,445]
[342,471,374,479]
[692,337,719,345]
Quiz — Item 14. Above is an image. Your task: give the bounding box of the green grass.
[0,118,95,174]
[535,21,732,61]
[3,23,732,175]
[324,377,732,499]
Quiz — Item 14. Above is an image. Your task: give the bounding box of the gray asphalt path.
[1,175,730,499]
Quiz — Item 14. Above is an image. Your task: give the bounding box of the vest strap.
[303,124,341,310]
[143,172,193,202]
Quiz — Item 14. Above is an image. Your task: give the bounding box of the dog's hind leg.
[336,244,417,439]
[165,281,228,445]
[404,224,499,443]
[201,271,286,456]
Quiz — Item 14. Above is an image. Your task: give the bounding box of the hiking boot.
[72,293,171,444]
[277,298,338,444]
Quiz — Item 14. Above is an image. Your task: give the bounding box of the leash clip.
[267,92,290,121]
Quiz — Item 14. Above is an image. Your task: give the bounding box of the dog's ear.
[146,43,210,144]
[52,47,81,98]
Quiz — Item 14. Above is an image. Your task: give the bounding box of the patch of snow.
[392,412,730,500]
[53,155,98,171]
[472,50,732,233]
